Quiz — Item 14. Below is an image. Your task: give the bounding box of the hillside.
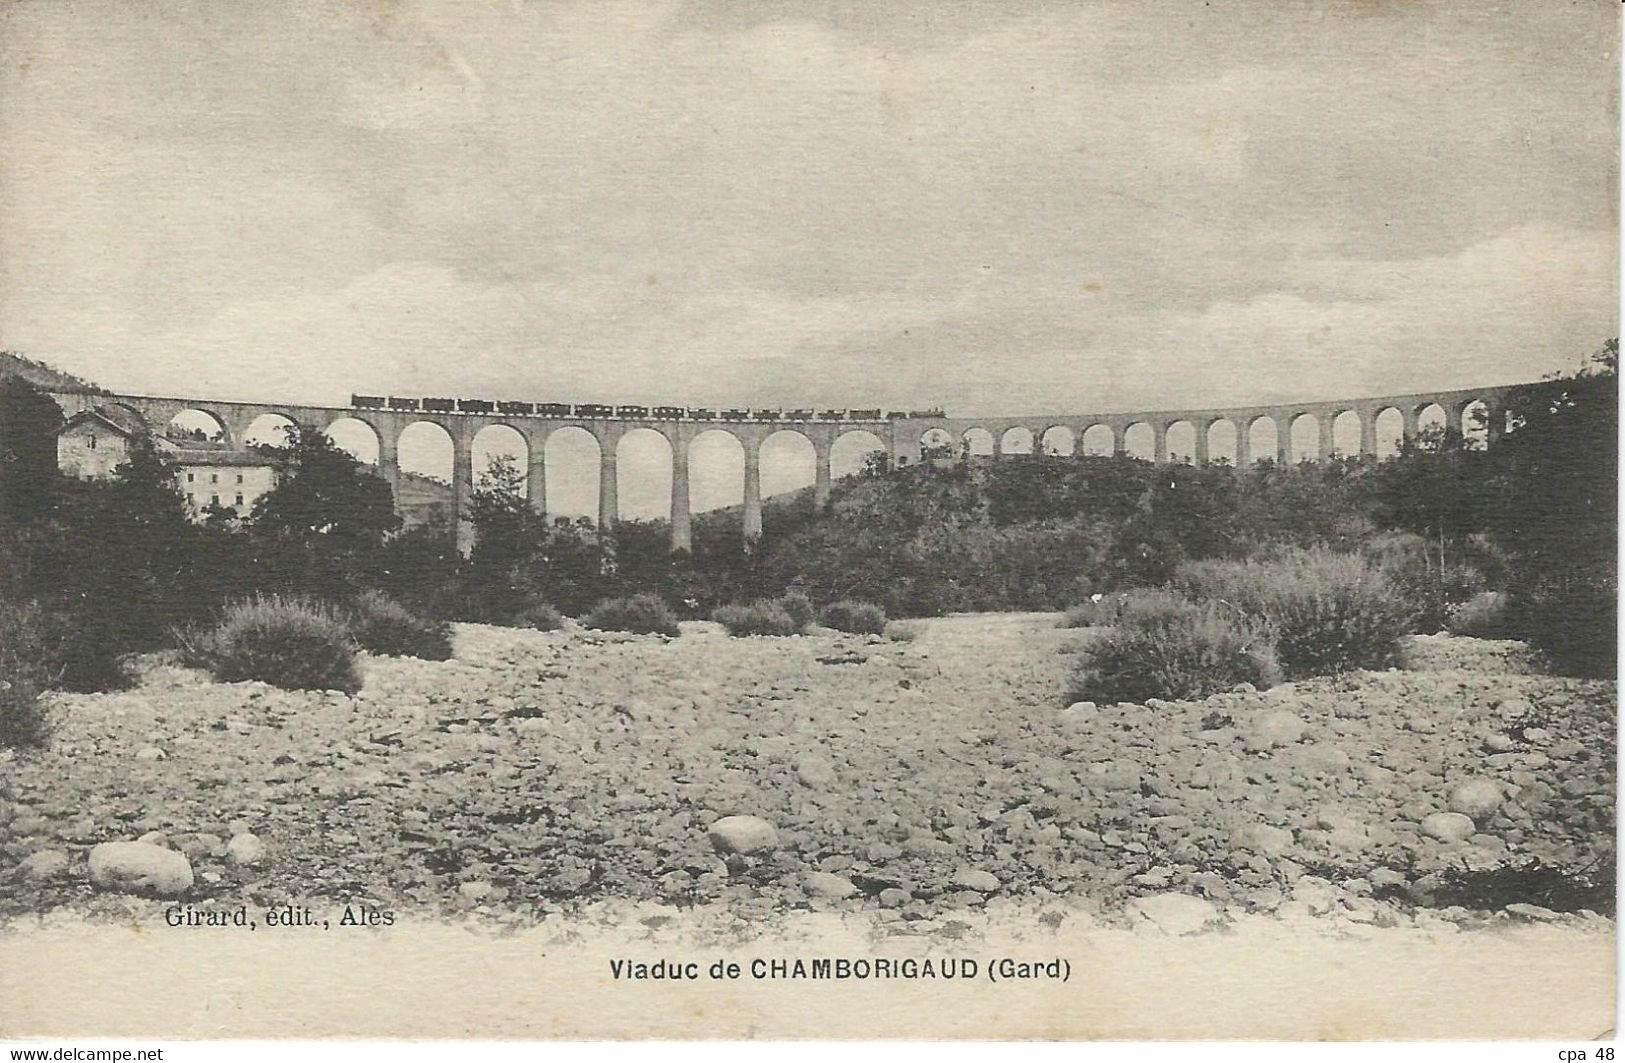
[0,352,105,394]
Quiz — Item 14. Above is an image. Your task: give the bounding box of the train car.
[751,409,783,421]
[351,394,386,409]
[536,403,572,418]
[423,397,457,412]
[786,409,813,421]
[915,407,947,419]
[688,408,716,421]
[653,405,685,419]
[817,410,846,421]
[387,396,421,411]
[723,408,750,420]
[497,401,535,415]
[886,411,910,420]
[576,403,613,418]
[614,404,649,418]
[849,408,881,420]
[458,398,495,413]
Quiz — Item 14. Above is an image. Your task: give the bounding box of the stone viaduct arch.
[42,382,1519,552]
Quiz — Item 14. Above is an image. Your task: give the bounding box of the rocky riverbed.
[0,614,1613,937]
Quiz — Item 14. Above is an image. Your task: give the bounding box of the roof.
[60,407,143,438]
[169,449,275,468]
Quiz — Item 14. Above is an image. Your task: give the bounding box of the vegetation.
[583,593,681,636]
[1446,591,1516,640]
[512,601,565,631]
[195,595,362,693]
[1071,591,1281,704]
[714,599,804,637]
[349,590,453,660]
[818,599,889,634]
[0,600,59,749]
[1172,551,1412,679]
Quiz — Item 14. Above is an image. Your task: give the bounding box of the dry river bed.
[0,613,1614,941]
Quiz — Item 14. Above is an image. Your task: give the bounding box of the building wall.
[177,463,276,516]
[57,420,131,479]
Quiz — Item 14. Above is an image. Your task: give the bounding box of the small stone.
[136,831,170,848]
[795,757,838,788]
[1505,903,1561,922]
[1447,779,1504,819]
[803,871,858,900]
[458,881,506,903]
[878,888,911,908]
[226,832,268,868]
[950,868,1002,893]
[88,842,193,896]
[134,747,166,762]
[1127,893,1219,935]
[1232,823,1294,856]
[1252,710,1307,748]
[15,849,71,882]
[1484,733,1517,753]
[707,816,780,855]
[1420,812,1476,843]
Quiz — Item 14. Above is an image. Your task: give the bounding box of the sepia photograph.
[0,0,1617,1045]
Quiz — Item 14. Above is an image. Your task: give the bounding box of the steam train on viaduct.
[347,395,946,423]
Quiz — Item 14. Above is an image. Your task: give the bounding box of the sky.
[0,0,1617,517]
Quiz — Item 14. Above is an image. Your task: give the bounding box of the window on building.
[236,473,244,484]
[211,473,218,484]
[187,473,194,483]
[88,436,97,450]
[235,494,244,507]
[211,494,219,506]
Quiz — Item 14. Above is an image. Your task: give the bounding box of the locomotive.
[350,394,386,409]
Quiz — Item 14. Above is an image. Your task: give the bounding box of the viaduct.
[44,383,1519,552]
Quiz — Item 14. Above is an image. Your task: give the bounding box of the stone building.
[56,408,277,519]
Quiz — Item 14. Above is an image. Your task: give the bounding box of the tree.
[249,424,399,593]
[0,376,64,527]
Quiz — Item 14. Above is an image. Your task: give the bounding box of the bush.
[1514,585,1616,679]
[1072,592,1280,703]
[350,591,453,660]
[779,589,816,629]
[885,620,922,643]
[583,593,681,637]
[714,600,804,637]
[1059,596,1124,628]
[512,600,565,631]
[1446,591,1517,640]
[1172,551,1412,679]
[818,599,889,634]
[201,595,362,693]
[0,600,59,749]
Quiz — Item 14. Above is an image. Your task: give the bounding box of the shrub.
[1071,593,1280,703]
[583,593,681,637]
[1059,596,1124,628]
[885,620,922,643]
[778,589,816,629]
[714,600,803,637]
[512,600,564,631]
[201,595,362,693]
[350,591,453,660]
[818,599,889,634]
[1514,585,1616,679]
[1446,591,1517,640]
[0,600,60,749]
[1172,551,1412,679]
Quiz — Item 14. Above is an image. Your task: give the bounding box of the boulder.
[1127,893,1219,935]
[15,849,71,882]
[88,842,193,896]
[794,757,838,789]
[1420,812,1476,843]
[1447,779,1504,820]
[706,816,780,856]
[226,832,268,868]
[1251,710,1307,748]
[803,871,858,900]
[950,868,1002,893]
[1232,823,1294,857]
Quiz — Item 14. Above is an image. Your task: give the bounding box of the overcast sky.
[0,1,1617,515]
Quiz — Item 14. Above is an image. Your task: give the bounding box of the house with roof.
[57,407,278,519]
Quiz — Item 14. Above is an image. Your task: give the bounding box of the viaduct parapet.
[44,382,1520,552]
